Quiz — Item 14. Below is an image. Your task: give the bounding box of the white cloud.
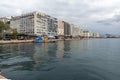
[0,0,120,34]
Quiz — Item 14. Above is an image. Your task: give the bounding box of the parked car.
[48,36,55,39]
[3,37,11,40]
[18,38,25,40]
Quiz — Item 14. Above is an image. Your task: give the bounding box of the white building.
[93,33,100,38]
[10,16,21,33]
[47,15,58,37]
[10,11,58,36]
[82,30,90,38]
[20,12,48,36]
[70,24,80,37]
[57,20,64,36]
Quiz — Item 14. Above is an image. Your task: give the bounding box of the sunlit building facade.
[57,20,64,36]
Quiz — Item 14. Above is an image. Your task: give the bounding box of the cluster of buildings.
[0,11,104,39]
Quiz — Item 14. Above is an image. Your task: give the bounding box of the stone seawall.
[0,40,34,44]
[0,38,83,44]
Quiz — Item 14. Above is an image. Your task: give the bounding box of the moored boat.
[34,36,56,43]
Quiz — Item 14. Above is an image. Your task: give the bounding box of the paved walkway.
[0,40,33,44]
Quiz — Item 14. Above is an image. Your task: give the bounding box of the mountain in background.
[105,34,120,38]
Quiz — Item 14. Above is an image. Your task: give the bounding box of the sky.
[0,0,120,35]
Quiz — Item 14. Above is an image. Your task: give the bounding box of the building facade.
[20,12,48,36]
[70,24,80,37]
[64,21,71,36]
[82,30,90,38]
[10,11,58,37]
[47,15,58,37]
[57,20,64,36]
[10,16,21,33]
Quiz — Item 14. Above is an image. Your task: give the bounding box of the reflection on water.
[0,42,71,72]
[0,39,120,80]
[56,41,64,59]
[33,43,50,71]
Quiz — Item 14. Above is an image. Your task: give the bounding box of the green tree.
[11,29,18,39]
[0,21,4,33]
[0,21,10,33]
[0,21,10,39]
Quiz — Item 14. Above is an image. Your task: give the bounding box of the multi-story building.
[70,24,80,37]
[10,11,58,37]
[10,16,21,33]
[93,33,100,38]
[82,30,90,38]
[9,11,103,38]
[21,12,48,36]
[57,20,64,36]
[79,29,83,37]
[64,21,71,36]
[47,15,58,37]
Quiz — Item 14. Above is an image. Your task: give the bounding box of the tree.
[0,21,10,33]
[0,21,10,39]
[0,21,4,33]
[11,29,18,39]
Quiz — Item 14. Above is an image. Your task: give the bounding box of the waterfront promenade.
[0,39,59,44]
[0,38,82,44]
[0,38,107,44]
[0,40,34,44]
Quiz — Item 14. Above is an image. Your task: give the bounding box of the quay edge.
[0,40,34,44]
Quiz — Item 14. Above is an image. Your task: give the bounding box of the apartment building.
[10,11,58,37]
[10,16,21,33]
[21,12,48,36]
[70,24,80,37]
[82,30,90,38]
[93,33,102,38]
[64,21,71,36]
[47,15,58,37]
[79,29,84,38]
[9,11,103,38]
[57,20,64,36]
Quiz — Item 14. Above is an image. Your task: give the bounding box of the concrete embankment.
[0,39,58,44]
[0,40,34,44]
[0,38,82,44]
